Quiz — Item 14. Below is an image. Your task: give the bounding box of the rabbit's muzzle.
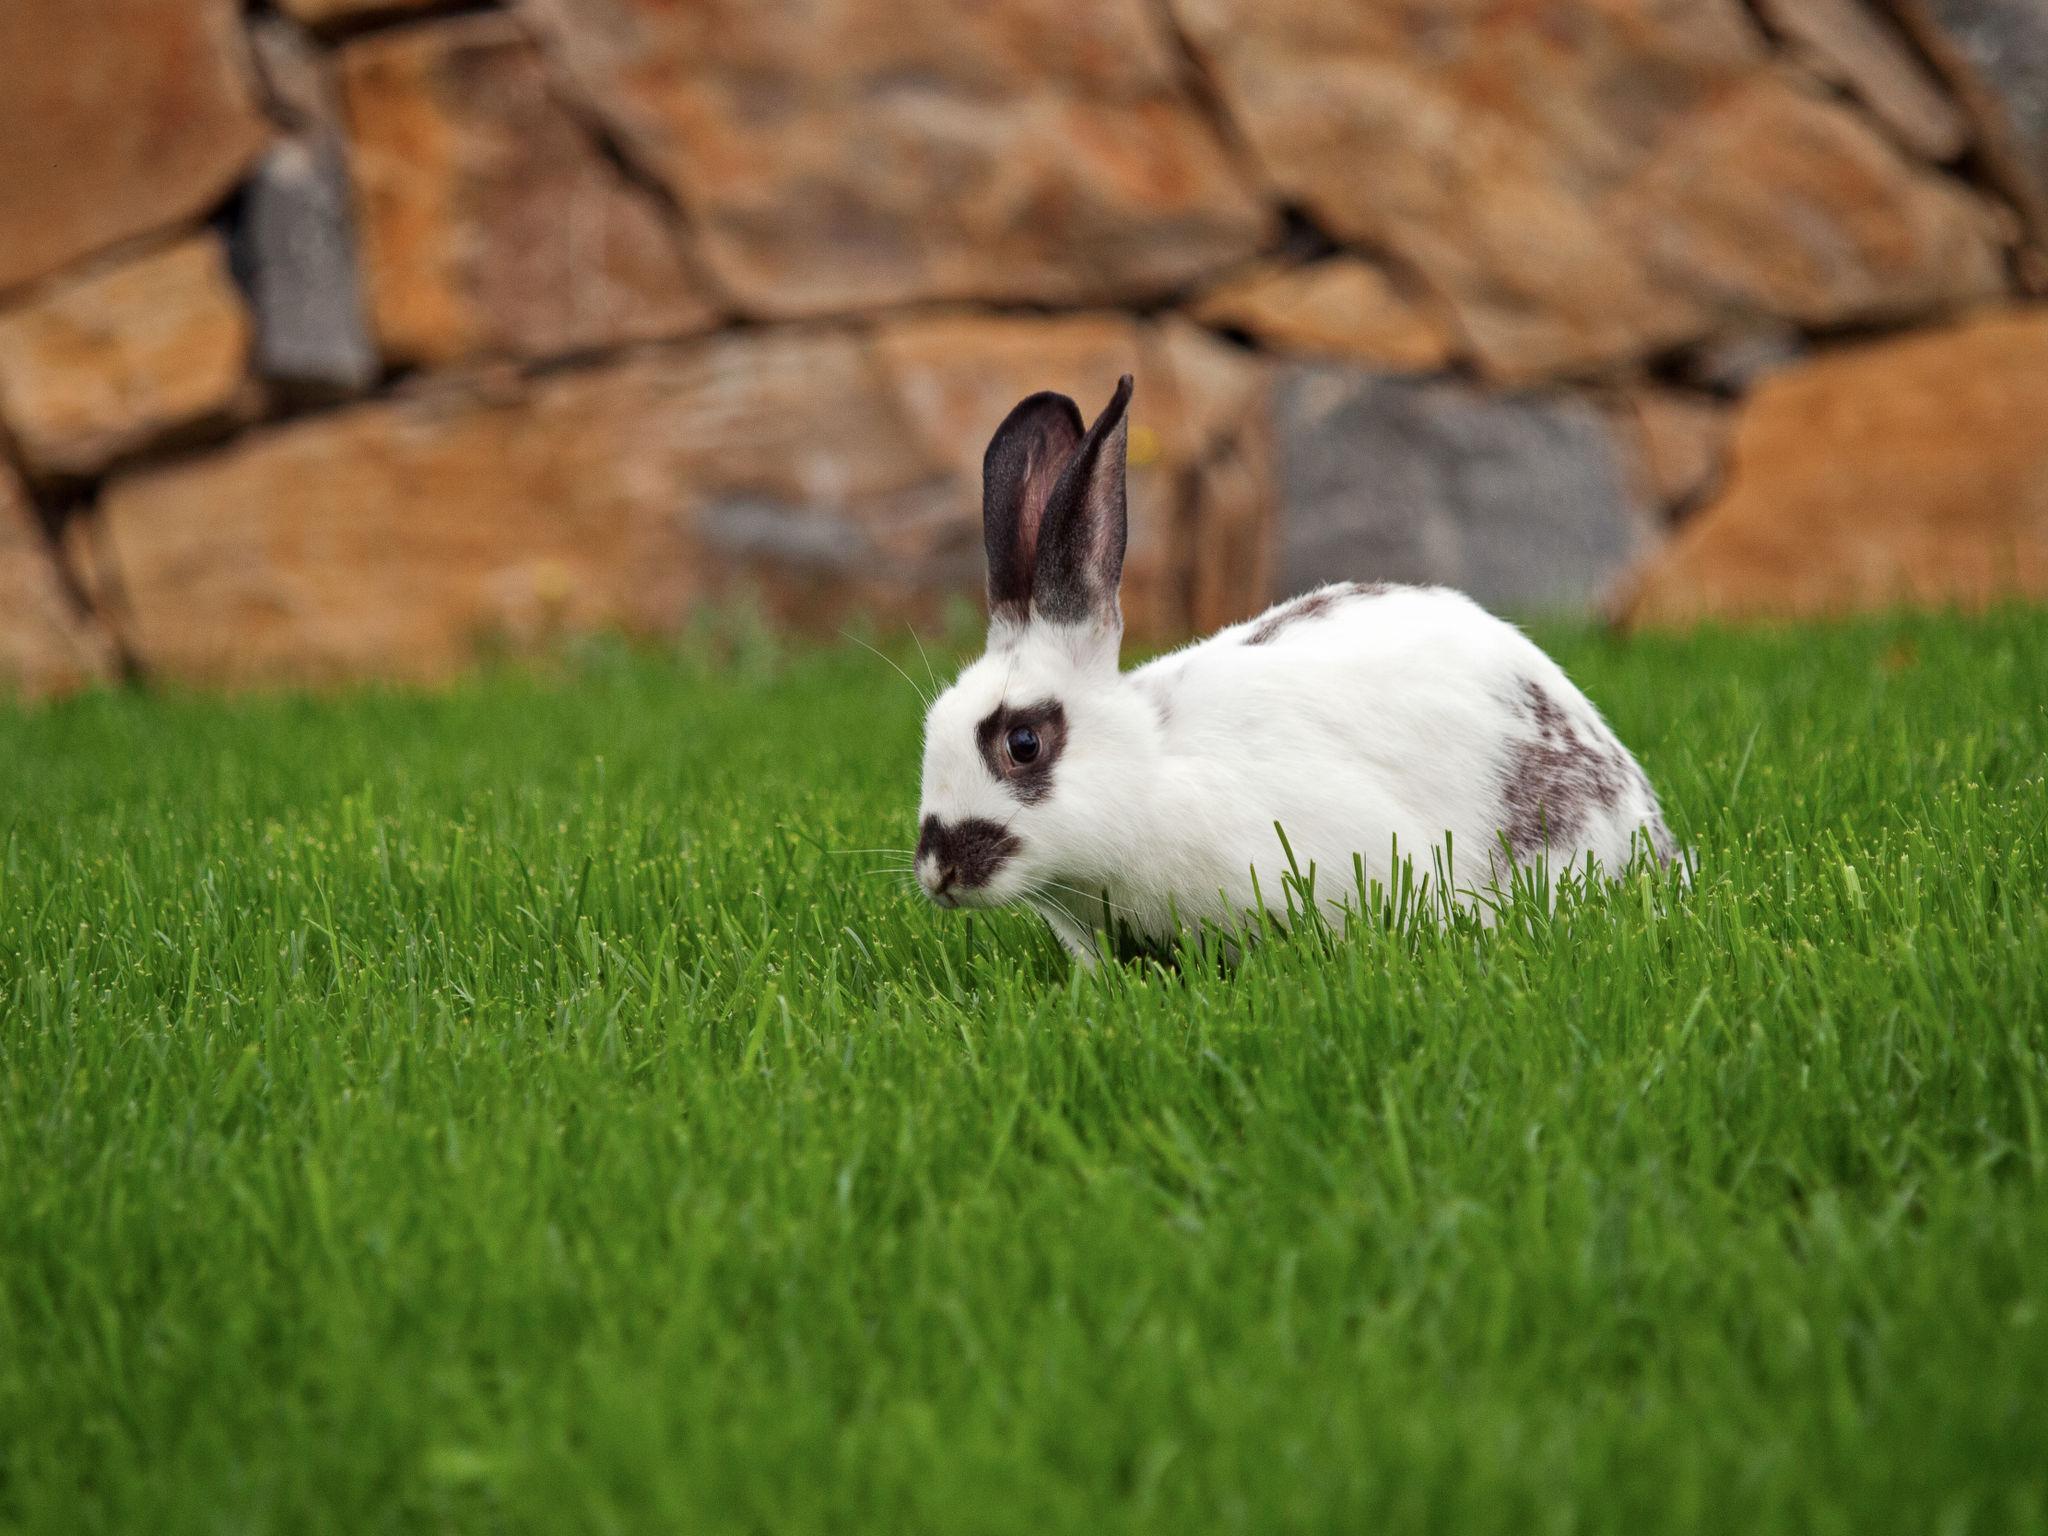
[915,815,1021,906]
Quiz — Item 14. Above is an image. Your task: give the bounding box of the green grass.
[3,609,2046,1535]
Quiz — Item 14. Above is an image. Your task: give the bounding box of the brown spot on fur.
[1243,581,1395,646]
[1499,678,1630,861]
[1140,676,1175,731]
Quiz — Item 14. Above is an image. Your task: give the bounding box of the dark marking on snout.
[917,814,1022,892]
[1498,678,1628,861]
[1243,581,1394,646]
[974,698,1067,805]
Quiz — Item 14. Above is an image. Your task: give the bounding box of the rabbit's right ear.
[982,392,1085,634]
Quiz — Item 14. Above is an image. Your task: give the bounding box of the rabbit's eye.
[975,699,1064,797]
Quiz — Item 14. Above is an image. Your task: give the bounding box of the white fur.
[917,586,1675,965]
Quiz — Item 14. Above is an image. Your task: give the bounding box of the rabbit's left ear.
[1031,374,1132,633]
[983,391,1085,634]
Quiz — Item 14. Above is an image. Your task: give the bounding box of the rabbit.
[913,374,1680,964]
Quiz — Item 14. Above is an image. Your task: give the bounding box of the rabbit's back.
[1128,582,1674,911]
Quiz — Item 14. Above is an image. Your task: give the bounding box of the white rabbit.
[914,375,1679,963]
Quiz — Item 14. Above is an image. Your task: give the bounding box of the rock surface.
[86,317,1285,683]
[1625,308,2048,625]
[0,466,114,698]
[92,369,699,685]
[249,14,343,130]
[240,141,379,399]
[1147,320,1277,634]
[1191,257,1454,370]
[518,0,1271,315]
[1895,0,2048,245]
[1171,0,2008,379]
[1,0,2034,684]
[622,330,966,633]
[0,235,251,479]
[1757,0,1968,162]
[1683,323,1810,394]
[275,0,446,29]
[0,0,268,295]
[1275,367,1650,612]
[87,330,988,682]
[339,15,718,368]
[1615,389,1735,516]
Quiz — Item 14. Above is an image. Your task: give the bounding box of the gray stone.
[240,138,378,399]
[698,498,873,573]
[1897,0,2048,241]
[249,15,340,131]
[1684,322,1809,395]
[249,16,342,129]
[699,484,977,586]
[1274,368,1651,615]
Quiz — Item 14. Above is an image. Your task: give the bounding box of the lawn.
[2,609,2045,1535]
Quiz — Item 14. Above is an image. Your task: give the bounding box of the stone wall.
[2,0,2045,695]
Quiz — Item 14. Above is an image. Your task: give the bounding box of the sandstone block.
[0,235,251,480]
[1758,0,1968,163]
[88,329,970,683]
[94,371,696,686]
[0,467,114,699]
[88,316,1285,684]
[1191,258,1454,370]
[1895,0,2048,246]
[1170,0,2008,380]
[0,0,267,294]
[1624,308,2048,625]
[1144,319,1276,634]
[339,15,718,368]
[518,0,1270,315]
[1614,389,1735,517]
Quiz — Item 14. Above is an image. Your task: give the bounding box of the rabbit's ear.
[983,391,1086,633]
[1032,375,1132,633]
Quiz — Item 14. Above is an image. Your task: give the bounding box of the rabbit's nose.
[915,812,1020,902]
[917,860,954,909]
[917,855,958,904]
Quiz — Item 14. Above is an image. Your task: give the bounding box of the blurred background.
[0,0,2043,695]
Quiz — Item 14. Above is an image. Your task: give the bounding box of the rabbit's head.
[915,376,1156,912]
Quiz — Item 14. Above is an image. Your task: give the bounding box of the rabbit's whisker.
[1029,878,1144,922]
[842,630,933,711]
[908,624,943,701]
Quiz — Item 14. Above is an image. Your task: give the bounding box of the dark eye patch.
[975,697,1068,805]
